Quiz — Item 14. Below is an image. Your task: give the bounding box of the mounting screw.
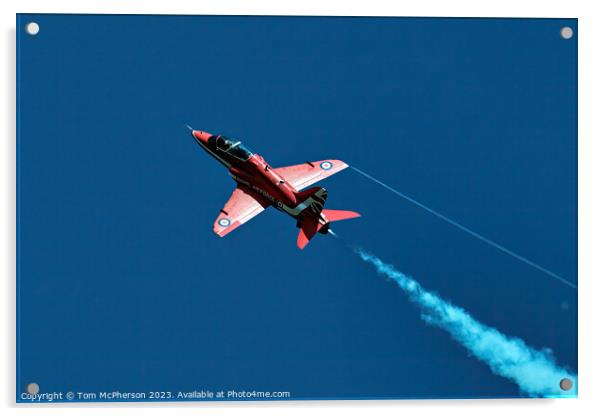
[26,382,39,394]
[559,378,573,391]
[560,26,573,40]
[25,22,40,36]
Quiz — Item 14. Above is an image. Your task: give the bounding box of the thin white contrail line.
[349,165,577,290]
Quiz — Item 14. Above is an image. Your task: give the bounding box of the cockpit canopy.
[214,135,254,161]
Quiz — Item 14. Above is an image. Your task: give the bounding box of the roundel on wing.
[320,161,333,170]
[218,218,231,227]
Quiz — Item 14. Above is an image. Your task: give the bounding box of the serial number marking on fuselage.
[252,185,276,203]
[229,173,277,203]
[230,172,306,215]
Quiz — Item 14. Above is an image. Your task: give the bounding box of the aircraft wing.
[214,185,270,237]
[273,159,348,191]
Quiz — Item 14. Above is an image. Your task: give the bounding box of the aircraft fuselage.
[192,130,317,220]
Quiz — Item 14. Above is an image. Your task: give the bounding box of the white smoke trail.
[356,248,577,398]
[349,165,577,290]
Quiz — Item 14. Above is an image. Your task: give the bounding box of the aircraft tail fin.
[297,217,324,249]
[296,209,360,249]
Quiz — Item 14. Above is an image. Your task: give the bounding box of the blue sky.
[17,14,577,400]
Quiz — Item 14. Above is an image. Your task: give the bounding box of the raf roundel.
[320,161,333,170]
[218,218,231,227]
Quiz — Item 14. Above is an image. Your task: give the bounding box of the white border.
[2,1,600,415]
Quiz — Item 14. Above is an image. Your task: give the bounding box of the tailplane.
[296,209,361,249]
[322,209,361,222]
[293,186,360,249]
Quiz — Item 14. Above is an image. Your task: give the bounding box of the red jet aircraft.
[190,129,360,249]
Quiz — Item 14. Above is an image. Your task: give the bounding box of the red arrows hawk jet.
[190,129,360,249]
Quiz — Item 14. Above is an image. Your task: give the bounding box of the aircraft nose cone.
[192,130,211,144]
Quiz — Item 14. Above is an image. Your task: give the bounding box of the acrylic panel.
[16,14,577,402]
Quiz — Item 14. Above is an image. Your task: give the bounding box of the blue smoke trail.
[356,249,577,397]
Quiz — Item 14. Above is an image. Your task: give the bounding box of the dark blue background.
[17,15,577,400]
